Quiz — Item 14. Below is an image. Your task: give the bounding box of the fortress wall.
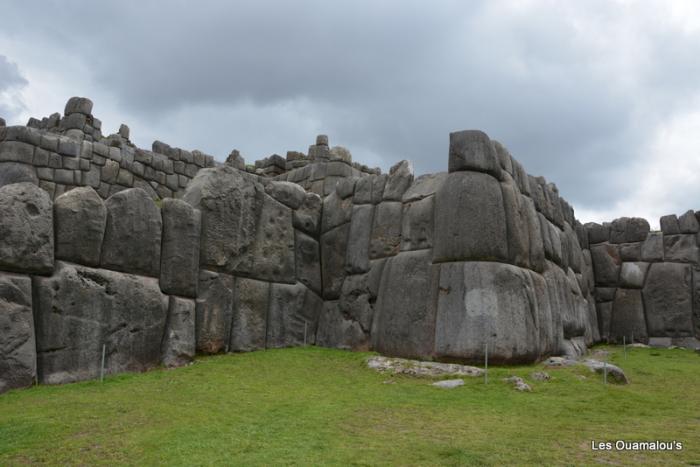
[586,215,700,347]
[1,96,696,393]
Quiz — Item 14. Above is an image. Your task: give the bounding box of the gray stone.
[660,215,680,235]
[0,182,54,274]
[293,192,322,236]
[330,146,352,163]
[596,301,613,341]
[503,376,532,392]
[230,278,269,352]
[641,232,664,262]
[321,191,353,233]
[316,300,369,351]
[383,160,414,201]
[0,141,34,163]
[338,274,374,333]
[265,180,306,209]
[335,177,356,199]
[267,282,323,348]
[295,230,322,295]
[101,188,162,277]
[586,222,610,244]
[33,262,168,384]
[369,201,402,259]
[401,172,448,203]
[54,168,76,185]
[433,171,508,263]
[619,242,642,261]
[434,261,540,363]
[54,186,106,267]
[118,124,130,140]
[663,234,699,263]
[432,379,464,389]
[0,273,36,393]
[372,250,439,359]
[401,195,434,251]
[610,217,650,243]
[367,356,483,378]
[162,296,195,368]
[58,138,80,157]
[346,204,374,273]
[501,176,531,269]
[0,162,38,188]
[354,174,387,205]
[493,141,514,175]
[590,243,621,286]
[160,199,201,298]
[316,134,329,146]
[321,223,350,299]
[195,270,234,354]
[619,262,649,289]
[101,160,119,183]
[81,166,100,188]
[582,359,628,384]
[64,96,93,115]
[448,130,501,178]
[644,263,694,336]
[610,288,647,343]
[678,210,699,233]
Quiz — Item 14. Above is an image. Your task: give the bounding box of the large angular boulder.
[0,273,36,393]
[609,288,647,343]
[33,262,168,384]
[0,182,54,275]
[0,162,38,188]
[678,210,699,233]
[619,262,649,289]
[230,278,269,352]
[264,181,306,210]
[643,263,694,336]
[195,270,235,354]
[401,195,435,251]
[316,300,369,351]
[321,191,353,233]
[321,223,350,299]
[54,187,106,267]
[160,199,201,298]
[401,172,448,202]
[448,130,501,178]
[660,215,680,235]
[369,201,403,259]
[101,188,162,277]
[663,234,698,263]
[162,296,196,368]
[501,176,531,269]
[641,232,663,262]
[295,230,322,295]
[433,171,507,263]
[590,243,621,286]
[353,174,387,205]
[383,160,414,201]
[267,282,323,348]
[372,250,439,359]
[293,191,322,236]
[609,217,650,243]
[346,204,374,273]
[434,261,540,363]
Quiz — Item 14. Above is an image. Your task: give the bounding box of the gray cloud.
[2,1,700,221]
[0,55,28,119]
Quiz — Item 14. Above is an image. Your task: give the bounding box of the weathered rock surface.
[346,204,374,273]
[162,296,196,368]
[610,217,650,243]
[610,288,647,343]
[433,171,507,263]
[33,262,168,384]
[590,244,621,286]
[503,376,532,392]
[195,270,234,354]
[369,201,402,259]
[54,186,106,267]
[448,130,501,178]
[0,162,38,188]
[432,379,465,389]
[0,182,54,274]
[267,282,323,348]
[367,356,483,377]
[101,188,162,277]
[663,234,698,263]
[643,263,694,336]
[295,230,322,295]
[265,180,306,210]
[401,195,434,251]
[383,160,414,201]
[230,277,269,352]
[316,300,368,350]
[582,359,629,384]
[321,223,350,299]
[160,199,201,297]
[0,273,36,393]
[619,262,649,289]
[293,192,322,236]
[641,232,664,261]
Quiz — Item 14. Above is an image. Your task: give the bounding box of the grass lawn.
[0,345,698,466]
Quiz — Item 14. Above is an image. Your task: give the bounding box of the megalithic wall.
[0,97,697,394]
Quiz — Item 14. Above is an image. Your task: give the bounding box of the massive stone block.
[501,176,530,269]
[295,230,322,295]
[346,204,374,273]
[162,296,196,368]
[609,217,650,243]
[354,174,387,205]
[33,262,168,384]
[322,191,353,233]
[433,171,507,263]
[448,130,501,178]
[0,162,38,188]
[590,243,621,286]
[401,172,448,203]
[401,195,434,251]
[372,250,439,359]
[434,261,540,363]
[641,232,664,262]
[383,160,414,201]
[0,182,54,275]
[610,288,647,343]
[195,270,234,354]
[321,223,350,299]
[54,186,106,267]
[230,277,269,352]
[264,180,306,209]
[0,273,36,393]
[101,188,162,277]
[643,263,694,336]
[678,210,699,233]
[596,301,613,341]
[267,282,323,348]
[663,234,699,263]
[524,196,546,273]
[619,262,649,289]
[293,192,322,236]
[160,199,201,298]
[369,201,403,259]
[316,300,369,351]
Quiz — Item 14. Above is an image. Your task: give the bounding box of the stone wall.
[586,214,700,347]
[1,97,696,394]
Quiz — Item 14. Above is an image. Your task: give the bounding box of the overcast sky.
[1,0,700,227]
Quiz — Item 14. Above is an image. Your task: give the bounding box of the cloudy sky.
[1,0,700,226]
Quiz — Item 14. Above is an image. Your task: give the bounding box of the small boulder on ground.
[503,376,532,392]
[367,356,484,378]
[543,356,577,367]
[432,379,464,389]
[531,371,551,381]
[582,359,629,384]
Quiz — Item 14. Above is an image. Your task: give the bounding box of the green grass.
[0,346,698,466]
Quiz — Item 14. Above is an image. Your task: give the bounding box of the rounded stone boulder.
[0,182,54,274]
[448,130,501,178]
[0,162,38,188]
[54,186,107,267]
[64,96,93,116]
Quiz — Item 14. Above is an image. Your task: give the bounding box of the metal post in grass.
[484,342,488,385]
[100,344,106,383]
